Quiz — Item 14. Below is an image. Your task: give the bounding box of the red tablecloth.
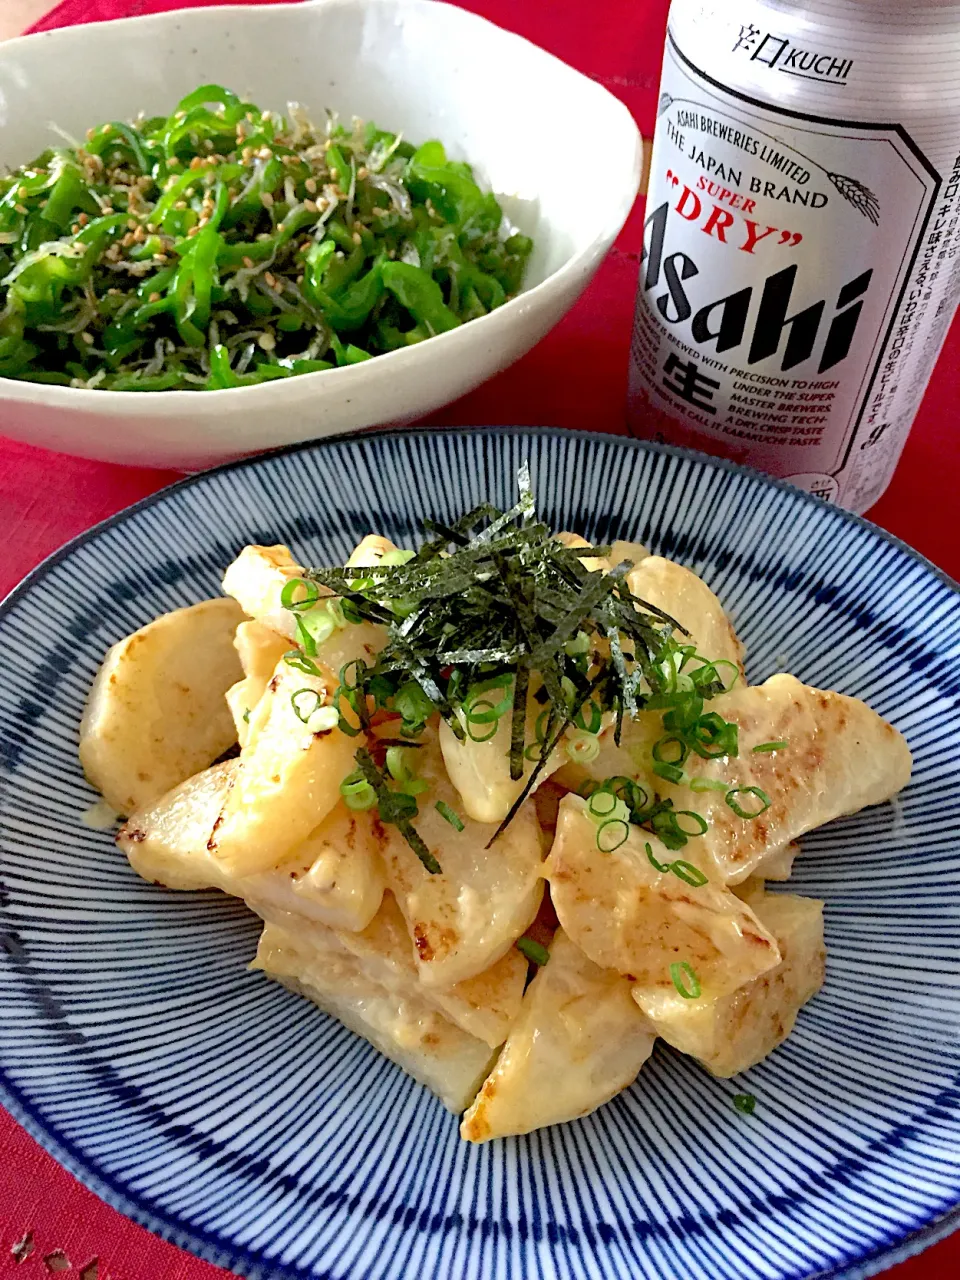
[1,2,957,1277]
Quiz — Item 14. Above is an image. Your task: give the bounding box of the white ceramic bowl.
[0,0,641,469]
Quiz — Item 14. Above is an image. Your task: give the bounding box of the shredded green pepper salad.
[279,467,775,993]
[0,84,533,390]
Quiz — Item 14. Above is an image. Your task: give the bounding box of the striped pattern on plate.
[0,427,958,1280]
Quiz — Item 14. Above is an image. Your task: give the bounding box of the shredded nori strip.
[302,464,738,864]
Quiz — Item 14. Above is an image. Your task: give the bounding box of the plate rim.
[2,427,958,621]
[1,423,958,1280]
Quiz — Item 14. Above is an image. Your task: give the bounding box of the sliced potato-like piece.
[117,760,234,890]
[634,891,824,1077]
[256,893,527,1048]
[242,802,387,933]
[609,539,649,569]
[552,712,660,798]
[222,544,302,640]
[554,531,612,574]
[227,619,292,746]
[752,841,798,882]
[381,730,544,989]
[346,534,401,567]
[118,763,387,933]
[439,681,567,825]
[209,659,356,875]
[221,542,389,679]
[546,795,780,998]
[663,674,912,883]
[255,921,494,1113]
[80,597,244,816]
[461,930,656,1142]
[627,555,745,674]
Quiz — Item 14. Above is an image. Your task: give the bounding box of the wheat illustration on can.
[826,173,881,225]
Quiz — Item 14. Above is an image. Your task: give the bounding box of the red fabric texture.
[0,2,957,1277]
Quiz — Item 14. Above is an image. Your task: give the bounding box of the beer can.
[628,0,960,511]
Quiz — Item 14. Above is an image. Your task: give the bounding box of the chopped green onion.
[653,735,688,765]
[280,578,322,613]
[283,650,324,677]
[517,935,550,967]
[565,731,601,765]
[753,740,787,753]
[645,842,708,886]
[597,818,630,852]
[670,859,709,887]
[241,707,251,724]
[290,688,324,724]
[726,786,772,819]
[573,698,603,734]
[587,789,619,820]
[675,810,709,837]
[564,630,590,656]
[393,680,435,734]
[435,799,465,831]
[645,841,672,874]
[733,1093,757,1115]
[386,746,428,794]
[339,770,377,811]
[670,961,701,999]
[653,761,687,784]
[689,777,730,793]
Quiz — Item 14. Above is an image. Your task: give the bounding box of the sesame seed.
[243,255,255,269]
[77,212,89,226]
[107,288,122,297]
[14,204,26,215]
[127,218,138,231]
[175,201,187,211]
[71,224,80,235]
[187,225,200,236]
[258,147,272,160]
[297,274,305,285]
[148,291,162,303]
[133,225,146,242]
[168,156,181,167]
[264,272,278,289]
[81,331,95,345]
[260,192,274,208]
[357,166,368,181]
[304,199,319,213]
[190,156,204,170]
[154,253,169,263]
[352,231,362,245]
[257,332,276,351]
[146,223,157,233]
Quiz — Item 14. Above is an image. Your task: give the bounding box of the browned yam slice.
[545,795,780,998]
[634,891,825,1077]
[664,674,912,883]
[80,597,244,816]
[461,931,656,1142]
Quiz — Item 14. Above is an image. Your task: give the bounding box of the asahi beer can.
[627,0,960,512]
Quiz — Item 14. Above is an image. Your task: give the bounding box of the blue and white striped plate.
[1,427,958,1280]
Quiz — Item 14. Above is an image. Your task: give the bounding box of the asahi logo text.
[642,200,872,374]
[733,24,853,85]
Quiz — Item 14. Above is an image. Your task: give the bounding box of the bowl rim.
[0,0,642,408]
[1,425,958,1280]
